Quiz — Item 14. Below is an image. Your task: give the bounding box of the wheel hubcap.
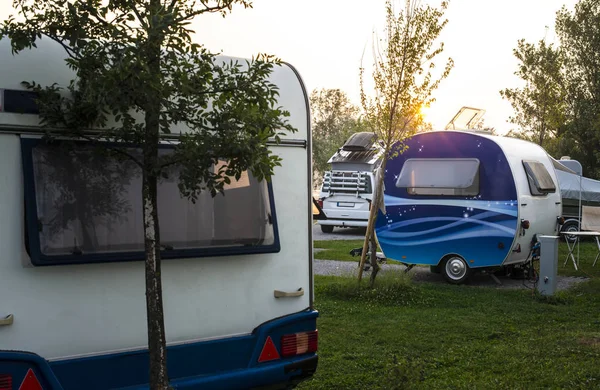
[565,226,578,241]
[446,257,467,280]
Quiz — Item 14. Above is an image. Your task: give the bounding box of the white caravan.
[0,38,317,390]
[316,132,382,233]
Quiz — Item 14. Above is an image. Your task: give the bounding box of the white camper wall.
[0,40,311,360]
[491,135,562,264]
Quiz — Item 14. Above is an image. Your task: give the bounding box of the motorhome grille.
[321,171,371,193]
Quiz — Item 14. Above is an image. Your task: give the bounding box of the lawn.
[300,241,600,389]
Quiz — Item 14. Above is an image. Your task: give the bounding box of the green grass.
[299,241,600,389]
[313,240,366,262]
[314,240,405,266]
[557,241,600,278]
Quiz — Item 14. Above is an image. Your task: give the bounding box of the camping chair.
[581,206,600,267]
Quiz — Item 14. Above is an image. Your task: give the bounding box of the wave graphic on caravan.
[375,197,518,268]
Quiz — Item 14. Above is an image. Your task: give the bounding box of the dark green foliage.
[2,1,295,198]
[503,0,600,178]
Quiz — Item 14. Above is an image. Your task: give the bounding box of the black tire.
[320,225,334,233]
[561,220,579,243]
[442,255,472,285]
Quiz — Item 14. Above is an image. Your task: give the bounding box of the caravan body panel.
[492,135,562,264]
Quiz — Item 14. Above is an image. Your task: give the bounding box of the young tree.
[310,88,364,185]
[2,1,295,388]
[499,38,566,147]
[357,0,453,285]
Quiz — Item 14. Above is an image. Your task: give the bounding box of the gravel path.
[314,259,589,291]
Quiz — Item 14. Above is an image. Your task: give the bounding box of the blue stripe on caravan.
[0,309,318,390]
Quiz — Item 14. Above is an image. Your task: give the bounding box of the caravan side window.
[21,139,279,266]
[396,158,480,196]
[522,160,556,196]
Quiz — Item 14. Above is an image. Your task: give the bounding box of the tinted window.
[25,140,277,264]
[396,158,480,196]
[523,160,556,196]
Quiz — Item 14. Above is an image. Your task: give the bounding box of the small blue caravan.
[375,130,563,284]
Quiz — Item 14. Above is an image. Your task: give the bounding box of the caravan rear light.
[521,220,530,229]
[0,374,12,390]
[557,216,565,225]
[281,330,318,357]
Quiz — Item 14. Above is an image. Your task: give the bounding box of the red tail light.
[521,219,530,229]
[318,199,323,209]
[281,330,318,357]
[0,374,12,390]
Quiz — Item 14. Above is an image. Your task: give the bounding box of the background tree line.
[501,0,600,178]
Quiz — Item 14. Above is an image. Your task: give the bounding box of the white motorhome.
[316,132,382,233]
[0,38,317,389]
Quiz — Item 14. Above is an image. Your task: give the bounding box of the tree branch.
[42,32,79,60]
[172,2,234,23]
[68,132,144,168]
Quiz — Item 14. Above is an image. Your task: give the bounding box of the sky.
[0,0,579,134]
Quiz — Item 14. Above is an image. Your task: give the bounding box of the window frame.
[21,137,281,266]
[396,158,481,197]
[522,159,556,196]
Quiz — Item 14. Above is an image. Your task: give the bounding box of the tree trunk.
[369,231,380,287]
[144,2,169,386]
[143,117,169,389]
[358,158,387,282]
[142,164,169,389]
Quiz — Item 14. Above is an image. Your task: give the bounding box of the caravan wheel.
[561,221,579,243]
[442,256,471,284]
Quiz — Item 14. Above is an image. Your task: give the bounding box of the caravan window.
[21,139,279,266]
[396,158,480,196]
[522,160,556,196]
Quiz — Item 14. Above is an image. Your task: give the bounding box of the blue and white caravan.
[375,130,563,284]
[0,38,317,389]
